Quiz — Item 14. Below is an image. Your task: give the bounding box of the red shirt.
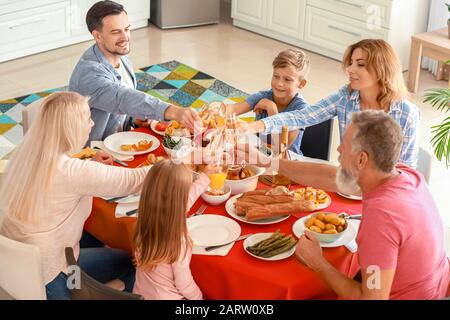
[357,165,449,299]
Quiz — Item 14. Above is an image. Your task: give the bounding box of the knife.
[205,234,252,252]
[114,159,129,167]
[125,208,138,216]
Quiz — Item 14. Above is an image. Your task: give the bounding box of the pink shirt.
[357,165,449,299]
[133,174,209,300]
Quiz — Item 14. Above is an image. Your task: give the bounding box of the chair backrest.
[417,147,433,184]
[64,247,143,300]
[300,119,334,161]
[0,235,46,300]
[22,98,43,135]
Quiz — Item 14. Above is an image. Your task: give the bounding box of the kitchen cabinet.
[232,0,430,70]
[0,0,150,63]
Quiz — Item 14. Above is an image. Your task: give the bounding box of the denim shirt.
[69,45,169,142]
[246,89,308,155]
[261,85,420,168]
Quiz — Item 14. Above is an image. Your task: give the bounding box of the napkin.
[115,202,139,218]
[90,141,134,162]
[192,243,234,256]
[345,220,360,253]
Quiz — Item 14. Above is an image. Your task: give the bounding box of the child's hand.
[254,99,278,116]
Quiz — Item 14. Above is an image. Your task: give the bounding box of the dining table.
[84,126,363,300]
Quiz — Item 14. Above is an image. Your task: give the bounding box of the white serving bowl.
[224,165,265,195]
[162,137,193,158]
[200,186,231,206]
[304,212,349,243]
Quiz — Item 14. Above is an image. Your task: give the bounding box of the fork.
[205,234,252,252]
[191,204,207,217]
[338,212,362,220]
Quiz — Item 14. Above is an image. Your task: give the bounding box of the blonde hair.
[0,92,90,224]
[272,48,310,80]
[133,160,193,270]
[342,39,408,111]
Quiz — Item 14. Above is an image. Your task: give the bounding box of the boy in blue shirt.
[227,48,310,154]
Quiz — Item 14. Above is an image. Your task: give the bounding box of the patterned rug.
[0,60,252,160]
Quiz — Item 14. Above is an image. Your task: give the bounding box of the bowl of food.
[162,135,193,158]
[201,186,232,206]
[224,165,265,195]
[303,212,348,243]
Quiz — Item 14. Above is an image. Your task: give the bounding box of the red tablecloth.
[84,128,362,300]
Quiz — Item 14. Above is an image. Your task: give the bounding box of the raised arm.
[67,158,150,198]
[246,89,343,134]
[237,144,338,192]
[278,159,338,192]
[226,101,252,115]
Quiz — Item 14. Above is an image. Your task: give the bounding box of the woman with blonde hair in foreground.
[244,39,420,168]
[0,91,150,300]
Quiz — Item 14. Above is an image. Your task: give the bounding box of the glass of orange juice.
[209,168,227,195]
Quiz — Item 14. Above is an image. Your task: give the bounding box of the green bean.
[257,236,293,256]
[261,239,297,258]
[163,135,181,149]
[247,230,281,251]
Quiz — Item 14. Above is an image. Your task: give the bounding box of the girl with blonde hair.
[133,160,212,300]
[244,39,420,168]
[0,91,150,299]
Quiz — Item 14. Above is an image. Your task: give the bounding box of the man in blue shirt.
[69,1,200,142]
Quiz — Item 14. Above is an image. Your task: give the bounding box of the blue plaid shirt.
[261,85,420,168]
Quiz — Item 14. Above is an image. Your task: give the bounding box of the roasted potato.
[309,226,322,233]
[305,217,316,228]
[305,212,347,234]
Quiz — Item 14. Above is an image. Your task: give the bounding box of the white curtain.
[421,0,449,74]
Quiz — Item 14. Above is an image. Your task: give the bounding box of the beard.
[104,42,130,56]
[336,165,361,196]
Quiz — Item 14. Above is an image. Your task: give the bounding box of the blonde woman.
[0,92,150,300]
[133,160,213,300]
[243,39,420,168]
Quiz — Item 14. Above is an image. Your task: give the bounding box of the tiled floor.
[0,4,449,233]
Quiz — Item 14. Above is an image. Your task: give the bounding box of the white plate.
[315,194,332,210]
[292,216,357,248]
[104,132,160,156]
[150,121,167,136]
[225,194,290,225]
[243,233,296,261]
[187,214,241,247]
[337,192,362,201]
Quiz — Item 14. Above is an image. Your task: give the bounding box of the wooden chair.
[64,247,143,300]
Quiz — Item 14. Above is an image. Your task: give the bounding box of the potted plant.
[447,3,450,39]
[423,60,450,167]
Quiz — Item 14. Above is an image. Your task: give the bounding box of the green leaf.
[431,116,450,168]
[423,88,450,112]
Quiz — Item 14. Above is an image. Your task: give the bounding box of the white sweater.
[1,155,150,284]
